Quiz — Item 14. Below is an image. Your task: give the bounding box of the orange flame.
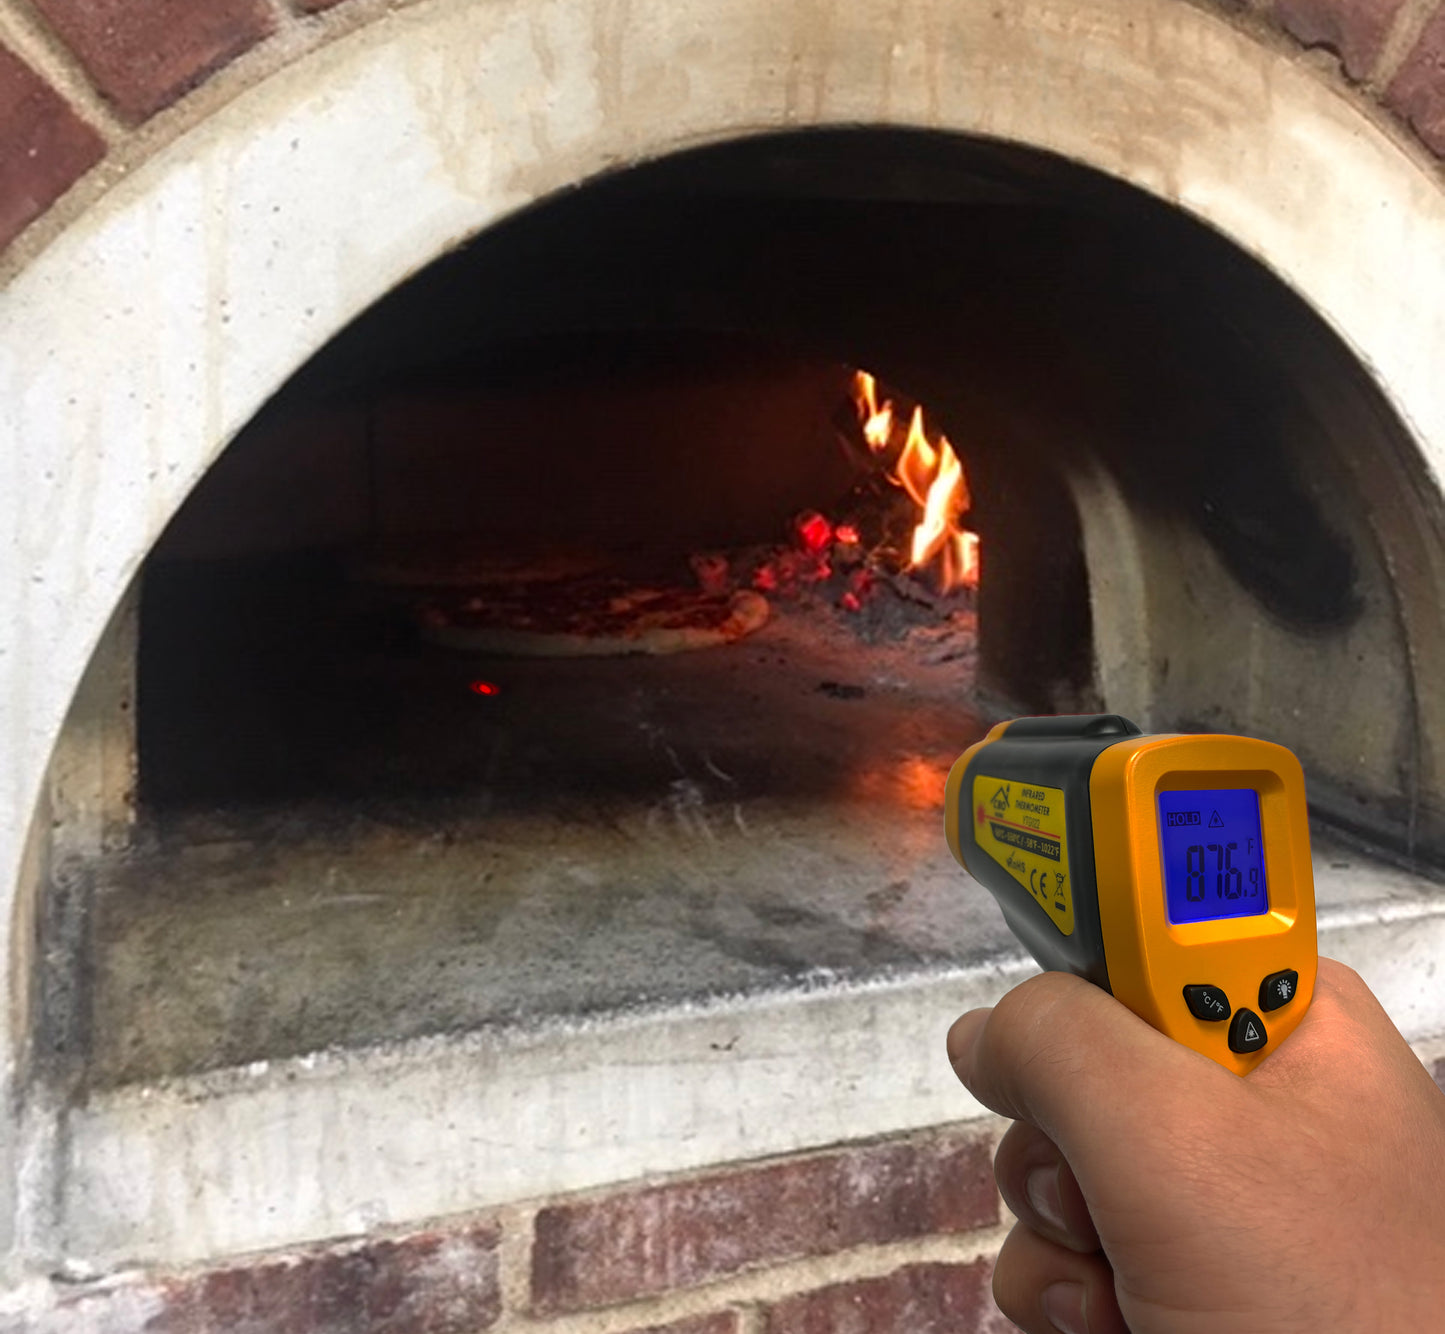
[856,371,894,452]
[851,371,979,592]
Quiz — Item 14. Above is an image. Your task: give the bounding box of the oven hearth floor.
[90,604,1001,1089]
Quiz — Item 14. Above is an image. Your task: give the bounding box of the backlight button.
[1183,984,1231,1022]
[1259,969,1300,1013]
[1228,1007,1268,1054]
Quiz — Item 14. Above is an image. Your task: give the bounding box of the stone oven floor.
[90,602,998,1089]
[86,594,1445,1098]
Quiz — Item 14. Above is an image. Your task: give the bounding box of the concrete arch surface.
[3,0,1445,1263]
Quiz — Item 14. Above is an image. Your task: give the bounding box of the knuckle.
[1317,956,1364,993]
[970,973,1096,1120]
[991,971,1083,1046]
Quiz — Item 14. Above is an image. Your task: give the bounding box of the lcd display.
[1158,789,1268,924]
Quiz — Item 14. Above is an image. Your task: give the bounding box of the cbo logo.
[990,785,1010,815]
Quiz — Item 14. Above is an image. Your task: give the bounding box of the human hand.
[947,957,1445,1334]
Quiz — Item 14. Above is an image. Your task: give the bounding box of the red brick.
[1386,5,1445,155]
[0,44,103,251]
[763,1263,992,1334]
[530,1130,998,1313]
[618,1314,741,1334]
[31,0,276,121]
[1268,0,1407,78]
[131,1221,501,1334]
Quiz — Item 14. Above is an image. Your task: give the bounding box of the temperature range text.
[988,823,1061,861]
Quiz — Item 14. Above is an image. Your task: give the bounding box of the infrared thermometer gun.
[945,714,1317,1075]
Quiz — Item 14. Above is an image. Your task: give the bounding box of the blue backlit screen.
[1157,789,1269,924]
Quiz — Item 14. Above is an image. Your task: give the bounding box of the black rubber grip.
[1003,715,1144,740]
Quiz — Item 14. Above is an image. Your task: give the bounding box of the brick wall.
[1,0,1444,264]
[29,1125,1018,1334]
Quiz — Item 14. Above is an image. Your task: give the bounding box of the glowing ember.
[795,510,834,554]
[851,370,979,592]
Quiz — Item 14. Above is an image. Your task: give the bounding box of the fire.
[851,372,979,591]
[856,371,894,451]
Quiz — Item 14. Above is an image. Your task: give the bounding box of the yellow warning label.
[972,774,1074,936]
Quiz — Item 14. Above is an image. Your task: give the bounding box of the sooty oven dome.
[61,129,1421,1090]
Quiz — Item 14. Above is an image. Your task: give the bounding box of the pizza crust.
[420,587,770,657]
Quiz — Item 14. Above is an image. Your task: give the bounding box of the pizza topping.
[417,570,771,658]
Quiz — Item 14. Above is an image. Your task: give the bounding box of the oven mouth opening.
[108,331,1024,1089]
[46,127,1427,1095]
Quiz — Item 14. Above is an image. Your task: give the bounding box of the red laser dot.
[977,805,986,824]
[469,680,500,696]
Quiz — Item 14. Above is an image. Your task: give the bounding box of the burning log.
[851,370,979,592]
[675,366,980,636]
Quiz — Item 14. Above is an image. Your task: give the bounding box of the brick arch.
[3,0,1445,266]
[3,0,1445,1270]
[1,0,1445,266]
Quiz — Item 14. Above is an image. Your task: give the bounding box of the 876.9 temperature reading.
[1183,843,1263,902]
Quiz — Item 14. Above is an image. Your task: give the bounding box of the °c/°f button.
[1182,984,1231,1022]
[1228,1008,1268,1055]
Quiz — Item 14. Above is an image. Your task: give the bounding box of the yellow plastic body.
[1091,733,1316,1074]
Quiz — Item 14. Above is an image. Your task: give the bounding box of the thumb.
[947,970,1233,1169]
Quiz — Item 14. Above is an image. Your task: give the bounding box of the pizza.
[417,577,770,657]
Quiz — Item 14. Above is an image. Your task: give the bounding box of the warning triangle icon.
[1209,810,1225,828]
[1245,1021,1259,1042]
